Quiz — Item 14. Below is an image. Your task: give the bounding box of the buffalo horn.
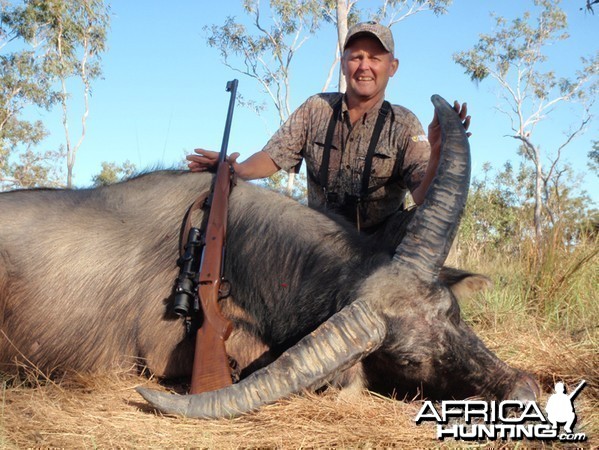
[392,95,471,279]
[137,299,386,418]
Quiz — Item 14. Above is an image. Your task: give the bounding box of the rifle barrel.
[568,380,586,400]
[219,79,238,164]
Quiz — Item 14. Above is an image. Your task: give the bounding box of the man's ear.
[389,57,399,77]
[340,53,348,76]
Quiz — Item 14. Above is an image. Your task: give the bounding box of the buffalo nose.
[508,373,541,402]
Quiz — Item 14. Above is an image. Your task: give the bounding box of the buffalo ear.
[439,267,493,300]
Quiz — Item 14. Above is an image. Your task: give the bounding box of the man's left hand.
[428,100,471,158]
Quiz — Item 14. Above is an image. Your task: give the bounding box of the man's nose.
[358,59,370,70]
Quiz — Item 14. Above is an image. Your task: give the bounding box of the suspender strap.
[319,99,391,198]
[318,100,342,189]
[361,101,391,198]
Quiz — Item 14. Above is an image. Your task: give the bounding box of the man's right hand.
[187,149,240,172]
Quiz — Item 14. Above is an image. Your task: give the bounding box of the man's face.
[341,35,398,105]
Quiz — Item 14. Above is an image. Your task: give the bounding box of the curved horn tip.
[136,387,188,416]
[430,94,452,110]
[136,386,244,419]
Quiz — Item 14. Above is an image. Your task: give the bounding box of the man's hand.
[187,149,240,172]
[412,101,471,205]
[428,101,471,158]
[187,149,279,180]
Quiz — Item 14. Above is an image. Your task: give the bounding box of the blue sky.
[23,1,599,204]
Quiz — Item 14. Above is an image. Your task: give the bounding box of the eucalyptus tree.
[92,160,136,187]
[454,0,598,243]
[4,0,110,188]
[0,1,59,189]
[589,141,599,175]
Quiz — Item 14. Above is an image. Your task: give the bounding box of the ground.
[1,320,597,449]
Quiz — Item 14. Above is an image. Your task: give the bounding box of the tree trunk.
[336,0,348,93]
[533,149,544,244]
[286,171,295,196]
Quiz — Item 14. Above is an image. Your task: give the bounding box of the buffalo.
[0,96,538,418]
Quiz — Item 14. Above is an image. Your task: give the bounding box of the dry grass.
[0,371,438,448]
[1,319,597,449]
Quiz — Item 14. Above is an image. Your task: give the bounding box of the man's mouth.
[357,76,373,81]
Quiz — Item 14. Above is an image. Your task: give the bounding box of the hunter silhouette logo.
[415,379,588,442]
[545,380,586,434]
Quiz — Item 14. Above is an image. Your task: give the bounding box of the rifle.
[189,79,238,394]
[568,380,586,401]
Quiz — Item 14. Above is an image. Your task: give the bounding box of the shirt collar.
[341,94,386,125]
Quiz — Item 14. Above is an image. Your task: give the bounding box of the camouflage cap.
[343,21,394,54]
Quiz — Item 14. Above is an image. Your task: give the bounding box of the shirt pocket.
[307,141,341,184]
[369,146,396,186]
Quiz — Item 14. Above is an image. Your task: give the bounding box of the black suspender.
[318,100,342,189]
[319,99,391,200]
[361,101,391,198]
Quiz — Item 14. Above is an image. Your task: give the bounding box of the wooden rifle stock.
[189,80,238,394]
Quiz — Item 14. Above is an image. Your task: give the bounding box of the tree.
[205,0,451,198]
[260,169,308,202]
[581,0,599,13]
[589,140,599,175]
[205,0,325,125]
[5,0,110,188]
[457,162,529,260]
[0,1,61,189]
[92,160,136,186]
[456,160,594,263]
[206,0,329,195]
[0,147,65,190]
[454,0,598,243]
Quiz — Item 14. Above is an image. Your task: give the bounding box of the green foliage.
[7,0,109,77]
[370,0,452,25]
[260,170,308,203]
[589,140,599,175]
[456,165,598,343]
[453,0,598,243]
[457,161,595,258]
[458,162,528,258]
[454,2,571,91]
[91,160,136,187]
[0,146,65,190]
[1,0,110,188]
[10,147,66,188]
[205,0,326,123]
[0,2,61,189]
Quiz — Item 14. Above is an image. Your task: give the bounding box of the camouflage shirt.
[262,93,431,228]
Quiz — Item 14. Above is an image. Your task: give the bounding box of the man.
[188,22,470,232]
